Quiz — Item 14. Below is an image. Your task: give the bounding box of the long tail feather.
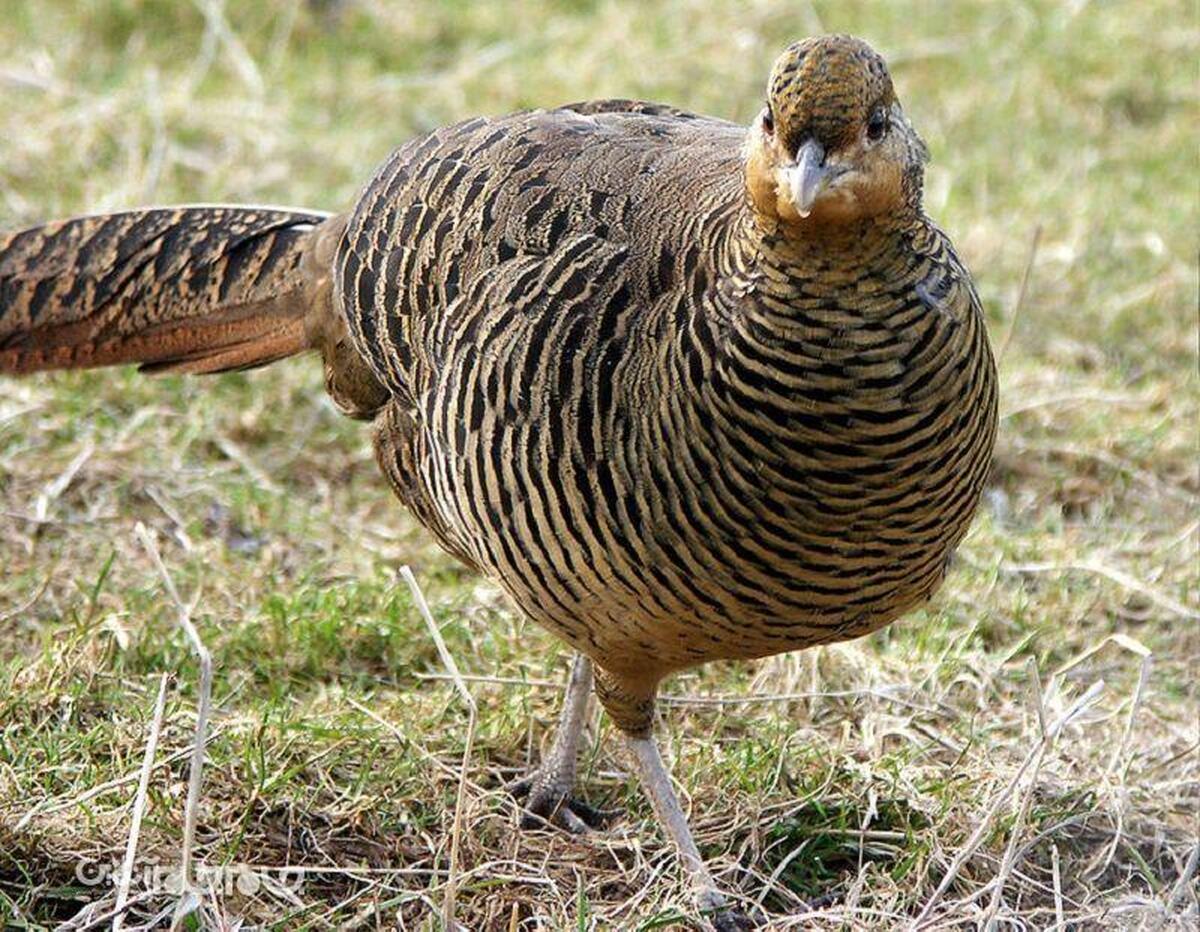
[0,206,337,375]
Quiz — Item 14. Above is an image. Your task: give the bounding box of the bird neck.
[709,201,935,346]
[691,194,991,461]
[729,202,927,299]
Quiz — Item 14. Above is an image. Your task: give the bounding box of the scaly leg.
[625,734,755,931]
[509,653,615,832]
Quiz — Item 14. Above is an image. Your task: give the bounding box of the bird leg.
[509,653,614,832]
[625,734,754,931]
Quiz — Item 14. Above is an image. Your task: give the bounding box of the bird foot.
[707,908,758,932]
[698,888,763,931]
[507,770,619,834]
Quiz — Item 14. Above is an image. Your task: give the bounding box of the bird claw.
[707,908,758,932]
[705,895,828,928]
[507,771,619,833]
[697,887,763,931]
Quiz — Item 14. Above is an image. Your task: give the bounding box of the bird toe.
[507,769,619,833]
[708,907,759,931]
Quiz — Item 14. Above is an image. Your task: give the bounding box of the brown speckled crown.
[768,35,895,155]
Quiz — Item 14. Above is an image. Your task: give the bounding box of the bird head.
[745,35,928,229]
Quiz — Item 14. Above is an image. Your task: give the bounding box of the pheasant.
[0,35,997,926]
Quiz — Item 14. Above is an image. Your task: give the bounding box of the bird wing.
[559,98,707,121]
[334,103,745,403]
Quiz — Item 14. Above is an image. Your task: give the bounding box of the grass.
[0,0,1196,928]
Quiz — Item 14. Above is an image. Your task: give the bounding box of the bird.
[0,34,998,927]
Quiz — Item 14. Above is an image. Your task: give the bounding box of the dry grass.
[0,1,1196,929]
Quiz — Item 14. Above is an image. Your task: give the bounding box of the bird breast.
[418,239,997,674]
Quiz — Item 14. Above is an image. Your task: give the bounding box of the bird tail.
[0,206,342,376]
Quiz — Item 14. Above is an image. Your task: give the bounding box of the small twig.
[113,672,170,932]
[1167,843,1199,911]
[135,524,213,913]
[235,863,450,879]
[34,439,95,521]
[61,890,158,932]
[143,485,195,553]
[1050,843,1065,930]
[0,571,53,624]
[754,842,811,914]
[400,565,477,932]
[997,224,1041,364]
[1105,635,1152,777]
[414,671,561,689]
[1029,658,1047,739]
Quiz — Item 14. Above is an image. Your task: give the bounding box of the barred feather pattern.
[0,207,336,374]
[337,102,998,730]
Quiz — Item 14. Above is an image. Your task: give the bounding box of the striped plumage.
[0,36,997,925]
[0,207,332,374]
[341,100,996,732]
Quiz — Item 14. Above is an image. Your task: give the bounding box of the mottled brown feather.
[0,207,336,375]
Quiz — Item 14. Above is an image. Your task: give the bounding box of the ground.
[0,1,1196,929]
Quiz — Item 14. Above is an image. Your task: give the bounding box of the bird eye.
[762,106,775,136]
[867,107,889,142]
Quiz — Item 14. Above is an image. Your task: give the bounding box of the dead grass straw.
[134,522,214,928]
[913,677,1106,927]
[401,564,478,932]
[112,672,169,932]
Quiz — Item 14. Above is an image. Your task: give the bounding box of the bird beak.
[785,139,831,218]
